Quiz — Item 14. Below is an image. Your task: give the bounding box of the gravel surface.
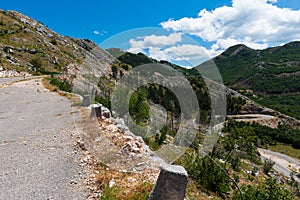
[0,76,42,85]
[0,79,88,199]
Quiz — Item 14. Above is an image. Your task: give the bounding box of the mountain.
[1,9,298,121]
[0,10,115,77]
[1,10,300,200]
[199,42,300,119]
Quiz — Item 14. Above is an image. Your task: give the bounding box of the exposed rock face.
[149,165,188,200]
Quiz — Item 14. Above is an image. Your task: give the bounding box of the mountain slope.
[199,42,300,119]
[0,10,115,76]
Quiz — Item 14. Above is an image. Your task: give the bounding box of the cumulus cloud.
[161,0,300,55]
[127,33,209,65]
[128,33,182,53]
[147,44,208,62]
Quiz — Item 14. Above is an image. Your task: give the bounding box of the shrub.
[292,139,300,149]
[95,96,111,109]
[263,159,274,175]
[48,77,72,93]
[182,154,231,198]
[232,178,294,200]
[30,58,42,69]
[50,39,57,45]
[3,46,9,53]
[111,65,118,78]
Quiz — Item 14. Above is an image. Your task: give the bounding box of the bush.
[232,178,294,200]
[95,96,111,109]
[182,154,230,198]
[111,65,118,78]
[292,139,300,149]
[48,77,72,93]
[30,58,42,69]
[263,159,274,175]
[3,46,9,53]
[121,64,129,70]
[50,39,57,45]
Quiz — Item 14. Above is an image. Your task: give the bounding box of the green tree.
[129,88,150,124]
[263,159,274,175]
[111,65,118,79]
[182,154,230,198]
[30,58,42,71]
[232,178,294,200]
[292,139,300,149]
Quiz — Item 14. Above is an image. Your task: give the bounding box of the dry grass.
[267,144,300,160]
[94,162,153,200]
[42,78,59,92]
[42,78,74,100]
[185,179,222,200]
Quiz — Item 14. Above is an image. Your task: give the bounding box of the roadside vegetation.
[175,120,300,199]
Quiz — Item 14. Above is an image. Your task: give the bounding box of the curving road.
[0,79,87,199]
[227,114,276,122]
[0,76,43,85]
[258,148,300,182]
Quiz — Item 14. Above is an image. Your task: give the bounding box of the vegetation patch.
[267,144,300,159]
[94,163,153,200]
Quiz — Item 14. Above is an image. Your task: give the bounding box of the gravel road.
[0,76,42,85]
[0,79,88,199]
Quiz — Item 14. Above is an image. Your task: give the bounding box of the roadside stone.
[149,165,188,200]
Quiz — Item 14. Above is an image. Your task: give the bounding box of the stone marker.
[90,104,102,118]
[82,95,91,107]
[101,106,111,118]
[149,165,188,200]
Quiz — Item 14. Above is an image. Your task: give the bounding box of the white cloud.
[129,44,209,66]
[94,30,107,36]
[268,0,277,3]
[128,33,182,52]
[161,44,209,61]
[128,33,212,66]
[161,0,300,55]
[93,30,100,35]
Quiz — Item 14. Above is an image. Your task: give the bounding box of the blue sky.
[2,0,300,67]
[1,0,231,43]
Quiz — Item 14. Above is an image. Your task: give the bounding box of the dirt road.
[0,79,87,199]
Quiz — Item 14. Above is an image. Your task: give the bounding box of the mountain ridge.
[199,40,300,119]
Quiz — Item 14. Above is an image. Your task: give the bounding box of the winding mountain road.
[258,148,300,183]
[0,78,87,199]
